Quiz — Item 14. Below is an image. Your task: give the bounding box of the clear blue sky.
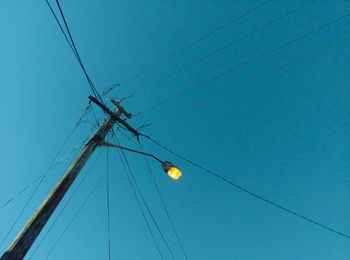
[1,0,349,259]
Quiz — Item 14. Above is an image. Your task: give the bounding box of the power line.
[114,137,165,260]
[0,103,95,211]
[27,150,104,260]
[118,0,272,86]
[106,147,111,260]
[0,104,90,250]
[143,135,350,240]
[48,0,103,103]
[55,0,99,98]
[47,0,116,133]
[139,141,189,260]
[137,11,350,115]
[45,0,77,59]
[129,0,316,98]
[114,137,176,260]
[0,140,82,211]
[44,150,113,260]
[138,32,350,129]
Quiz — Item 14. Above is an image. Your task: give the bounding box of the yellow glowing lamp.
[162,161,182,180]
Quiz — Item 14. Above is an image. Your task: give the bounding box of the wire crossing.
[143,135,350,240]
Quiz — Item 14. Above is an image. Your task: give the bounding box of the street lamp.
[100,141,182,180]
[161,161,182,180]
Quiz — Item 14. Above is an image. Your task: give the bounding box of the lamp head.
[161,161,182,180]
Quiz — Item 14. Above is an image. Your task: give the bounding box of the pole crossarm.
[88,95,140,137]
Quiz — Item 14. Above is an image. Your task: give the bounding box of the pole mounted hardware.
[100,141,182,180]
[88,95,140,137]
[1,98,132,260]
[100,141,163,163]
[161,161,182,180]
[0,97,182,260]
[111,99,132,119]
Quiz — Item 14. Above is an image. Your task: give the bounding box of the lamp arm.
[100,141,163,163]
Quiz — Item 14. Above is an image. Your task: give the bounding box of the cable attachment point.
[89,95,141,137]
[111,99,132,119]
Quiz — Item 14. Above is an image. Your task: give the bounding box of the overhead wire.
[117,126,138,144]
[27,150,104,260]
[46,0,105,105]
[118,0,272,86]
[106,146,111,260]
[137,11,350,116]
[47,0,115,130]
[137,31,350,129]
[142,136,350,240]
[90,103,102,127]
[0,140,83,211]
[0,103,91,250]
[138,141,189,260]
[43,0,350,251]
[114,137,165,260]
[55,0,101,99]
[114,136,176,260]
[43,148,115,260]
[129,0,316,98]
[45,0,77,59]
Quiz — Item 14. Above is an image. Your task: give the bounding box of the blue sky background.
[1,0,349,259]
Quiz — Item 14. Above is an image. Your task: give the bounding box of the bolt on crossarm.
[0,101,126,260]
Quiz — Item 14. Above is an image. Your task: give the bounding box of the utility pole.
[1,98,137,260]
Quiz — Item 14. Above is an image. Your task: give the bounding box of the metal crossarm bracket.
[88,95,140,137]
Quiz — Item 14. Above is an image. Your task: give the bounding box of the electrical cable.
[137,11,350,115]
[114,138,165,260]
[50,0,103,103]
[114,136,176,260]
[139,141,189,260]
[46,0,113,124]
[0,104,90,250]
[90,104,101,127]
[129,0,316,98]
[43,149,114,260]
[106,147,111,260]
[138,32,350,129]
[117,126,138,144]
[101,84,120,97]
[0,140,84,211]
[55,0,98,97]
[118,0,272,87]
[143,135,350,240]
[27,150,104,260]
[45,0,77,60]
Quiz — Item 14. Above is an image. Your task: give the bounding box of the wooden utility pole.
[1,99,135,260]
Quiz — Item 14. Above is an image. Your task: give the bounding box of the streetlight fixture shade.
[162,161,182,180]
